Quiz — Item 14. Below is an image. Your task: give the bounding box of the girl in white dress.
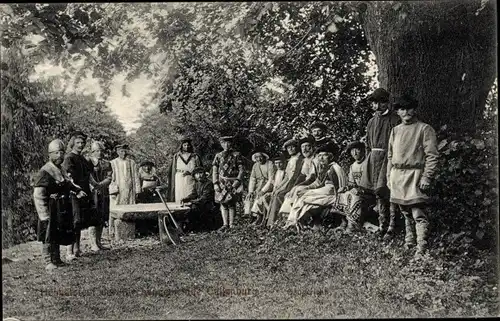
[167,138,203,203]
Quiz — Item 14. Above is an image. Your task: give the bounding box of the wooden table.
[109,203,190,242]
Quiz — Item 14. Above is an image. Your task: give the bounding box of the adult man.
[388,94,439,257]
[108,144,141,237]
[181,166,218,232]
[283,144,347,231]
[278,135,317,217]
[266,138,304,227]
[62,131,96,260]
[310,122,339,160]
[87,141,112,252]
[358,88,401,240]
[33,139,85,270]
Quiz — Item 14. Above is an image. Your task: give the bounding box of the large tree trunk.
[360,0,497,132]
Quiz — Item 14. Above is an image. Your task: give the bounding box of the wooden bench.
[109,203,190,242]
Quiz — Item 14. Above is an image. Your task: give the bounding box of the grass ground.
[2,221,499,319]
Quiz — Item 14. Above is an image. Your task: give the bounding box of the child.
[387,94,439,257]
[212,135,245,230]
[138,161,161,203]
[337,141,373,233]
[181,166,217,232]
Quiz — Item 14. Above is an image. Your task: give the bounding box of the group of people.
[32,88,439,271]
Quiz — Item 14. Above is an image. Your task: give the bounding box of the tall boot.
[42,243,57,270]
[89,226,100,252]
[413,207,429,256]
[228,207,235,228]
[400,206,416,248]
[96,225,109,250]
[383,203,398,241]
[377,198,389,237]
[50,243,65,266]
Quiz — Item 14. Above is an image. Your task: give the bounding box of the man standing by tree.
[358,88,401,241]
[387,94,439,257]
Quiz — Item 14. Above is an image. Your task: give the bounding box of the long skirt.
[174,172,195,203]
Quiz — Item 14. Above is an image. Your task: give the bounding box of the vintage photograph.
[1,1,498,319]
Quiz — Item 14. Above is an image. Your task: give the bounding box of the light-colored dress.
[286,162,347,225]
[174,154,198,203]
[109,157,141,207]
[167,152,202,202]
[387,120,439,205]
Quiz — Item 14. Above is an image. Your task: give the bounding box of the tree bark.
[360,0,497,132]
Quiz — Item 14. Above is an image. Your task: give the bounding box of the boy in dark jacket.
[181,166,218,232]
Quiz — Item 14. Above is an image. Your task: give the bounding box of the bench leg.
[114,219,136,241]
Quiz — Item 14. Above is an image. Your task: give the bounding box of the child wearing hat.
[181,166,218,232]
[244,149,275,219]
[212,135,245,230]
[388,94,439,257]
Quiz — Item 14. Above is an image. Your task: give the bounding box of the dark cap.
[366,88,390,103]
[283,138,299,150]
[309,122,328,131]
[345,141,365,153]
[393,94,418,110]
[315,142,337,155]
[192,166,206,175]
[140,161,155,167]
[299,135,315,146]
[71,131,87,139]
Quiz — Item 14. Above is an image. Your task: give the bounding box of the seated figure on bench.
[283,143,347,231]
[181,166,218,232]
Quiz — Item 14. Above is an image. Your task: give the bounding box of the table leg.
[158,215,169,244]
[114,219,136,241]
